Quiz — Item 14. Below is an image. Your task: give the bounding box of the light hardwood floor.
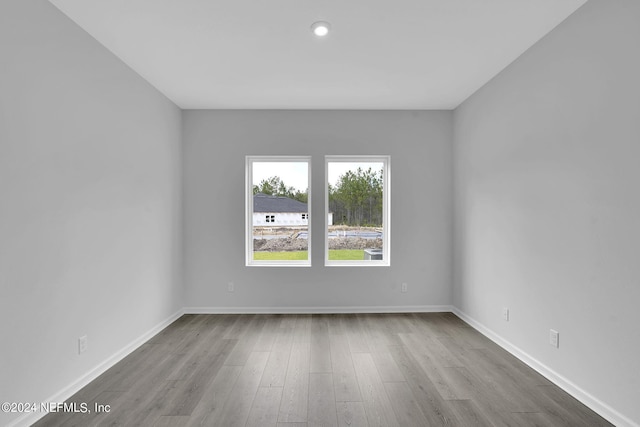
[34,313,612,426]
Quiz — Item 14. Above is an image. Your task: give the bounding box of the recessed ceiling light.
[311,21,330,37]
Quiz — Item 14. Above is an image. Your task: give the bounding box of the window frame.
[246,155,311,267]
[324,155,391,267]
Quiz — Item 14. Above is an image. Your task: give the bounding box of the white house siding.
[253,212,308,227]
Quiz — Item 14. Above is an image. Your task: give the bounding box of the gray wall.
[453,0,640,425]
[183,110,453,310]
[0,1,182,425]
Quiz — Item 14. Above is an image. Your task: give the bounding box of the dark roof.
[254,193,307,213]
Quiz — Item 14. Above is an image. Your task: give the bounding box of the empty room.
[1,0,639,426]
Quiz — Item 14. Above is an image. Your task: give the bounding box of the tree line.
[253,167,383,226]
[329,167,383,227]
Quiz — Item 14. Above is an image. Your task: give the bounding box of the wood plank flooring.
[34,313,612,427]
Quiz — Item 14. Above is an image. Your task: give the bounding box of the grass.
[328,249,365,260]
[252,249,366,261]
[253,251,308,260]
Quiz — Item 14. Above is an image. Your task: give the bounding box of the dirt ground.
[253,236,382,252]
[253,226,382,252]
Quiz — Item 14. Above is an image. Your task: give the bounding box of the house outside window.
[246,156,311,266]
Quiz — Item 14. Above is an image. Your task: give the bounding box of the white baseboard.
[451,307,638,427]
[7,308,184,427]
[184,305,454,314]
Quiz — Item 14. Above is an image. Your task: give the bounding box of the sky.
[252,162,308,192]
[252,161,383,192]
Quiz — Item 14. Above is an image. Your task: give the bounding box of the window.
[246,156,311,266]
[325,156,390,266]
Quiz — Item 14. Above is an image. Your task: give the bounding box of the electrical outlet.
[549,329,559,348]
[78,335,87,354]
[502,307,509,321]
[401,283,408,293]
[227,282,235,292]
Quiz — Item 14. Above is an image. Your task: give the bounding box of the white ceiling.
[48,0,587,110]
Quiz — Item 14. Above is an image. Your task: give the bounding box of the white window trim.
[246,155,311,267]
[325,155,390,267]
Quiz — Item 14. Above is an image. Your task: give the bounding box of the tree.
[328,167,383,226]
[253,176,308,203]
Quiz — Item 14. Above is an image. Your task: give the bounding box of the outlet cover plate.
[78,335,87,354]
[549,329,559,348]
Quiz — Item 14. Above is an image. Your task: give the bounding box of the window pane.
[326,157,389,265]
[247,158,310,266]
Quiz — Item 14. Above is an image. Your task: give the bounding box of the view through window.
[246,157,311,266]
[326,156,390,266]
